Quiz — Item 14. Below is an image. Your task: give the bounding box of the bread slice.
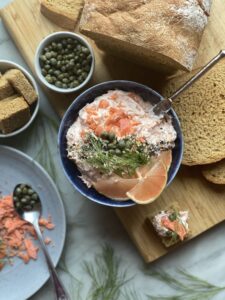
[202,160,225,184]
[80,0,212,73]
[0,95,30,134]
[0,76,14,100]
[162,59,225,165]
[5,69,37,106]
[40,0,84,30]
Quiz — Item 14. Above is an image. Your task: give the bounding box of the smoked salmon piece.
[0,195,55,269]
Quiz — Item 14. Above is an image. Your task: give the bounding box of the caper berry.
[62,78,68,84]
[71,80,79,88]
[87,54,92,62]
[22,187,28,194]
[62,83,68,89]
[41,69,47,76]
[16,202,22,209]
[45,52,52,59]
[118,140,126,150]
[15,187,22,196]
[13,196,19,202]
[169,213,177,221]
[21,198,28,204]
[27,189,34,195]
[48,69,54,75]
[31,193,38,201]
[82,47,89,54]
[50,58,57,65]
[46,76,53,84]
[57,43,63,50]
[40,55,47,62]
[115,149,121,155]
[55,81,63,88]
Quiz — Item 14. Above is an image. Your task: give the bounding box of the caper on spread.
[13,184,40,211]
[39,37,92,89]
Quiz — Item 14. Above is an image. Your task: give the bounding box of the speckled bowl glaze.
[58,80,183,207]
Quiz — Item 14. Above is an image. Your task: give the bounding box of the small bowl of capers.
[35,31,95,93]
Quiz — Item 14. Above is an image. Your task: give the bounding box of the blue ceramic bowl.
[58,80,183,207]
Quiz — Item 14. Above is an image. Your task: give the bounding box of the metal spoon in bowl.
[13,184,69,300]
[153,50,225,115]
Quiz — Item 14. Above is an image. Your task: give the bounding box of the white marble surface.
[1,0,225,299]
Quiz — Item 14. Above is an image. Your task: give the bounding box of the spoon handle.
[33,220,70,300]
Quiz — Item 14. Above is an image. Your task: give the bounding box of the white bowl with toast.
[0,60,39,138]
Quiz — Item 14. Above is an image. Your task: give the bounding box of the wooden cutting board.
[1,0,225,263]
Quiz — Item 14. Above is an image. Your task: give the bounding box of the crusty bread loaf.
[40,0,83,30]
[202,160,225,184]
[5,69,37,106]
[0,95,30,134]
[80,0,212,72]
[0,76,14,100]
[162,59,225,166]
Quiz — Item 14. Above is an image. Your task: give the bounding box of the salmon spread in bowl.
[66,90,177,204]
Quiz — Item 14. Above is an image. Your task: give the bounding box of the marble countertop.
[1,1,225,299]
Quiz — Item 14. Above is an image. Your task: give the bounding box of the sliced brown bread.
[5,69,37,106]
[162,59,225,166]
[0,95,30,134]
[40,0,83,30]
[0,76,14,100]
[202,160,225,184]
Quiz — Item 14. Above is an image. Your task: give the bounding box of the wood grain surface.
[1,0,225,262]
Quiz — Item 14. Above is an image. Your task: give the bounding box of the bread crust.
[80,0,212,72]
[202,160,225,184]
[40,0,83,30]
[162,58,225,166]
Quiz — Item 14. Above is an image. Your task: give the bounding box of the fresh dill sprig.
[84,244,131,300]
[145,269,225,300]
[78,133,150,176]
[58,244,225,300]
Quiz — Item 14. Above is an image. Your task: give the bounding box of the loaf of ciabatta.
[79,0,212,72]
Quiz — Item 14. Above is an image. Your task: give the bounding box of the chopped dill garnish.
[78,133,151,176]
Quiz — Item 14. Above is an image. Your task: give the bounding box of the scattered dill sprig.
[83,244,131,300]
[78,134,150,176]
[145,269,225,300]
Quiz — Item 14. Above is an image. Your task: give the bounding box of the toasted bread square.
[0,76,14,100]
[5,69,37,106]
[146,202,190,248]
[0,95,30,134]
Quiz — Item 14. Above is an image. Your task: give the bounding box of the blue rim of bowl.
[0,60,39,138]
[0,145,66,299]
[34,31,95,94]
[58,80,183,207]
